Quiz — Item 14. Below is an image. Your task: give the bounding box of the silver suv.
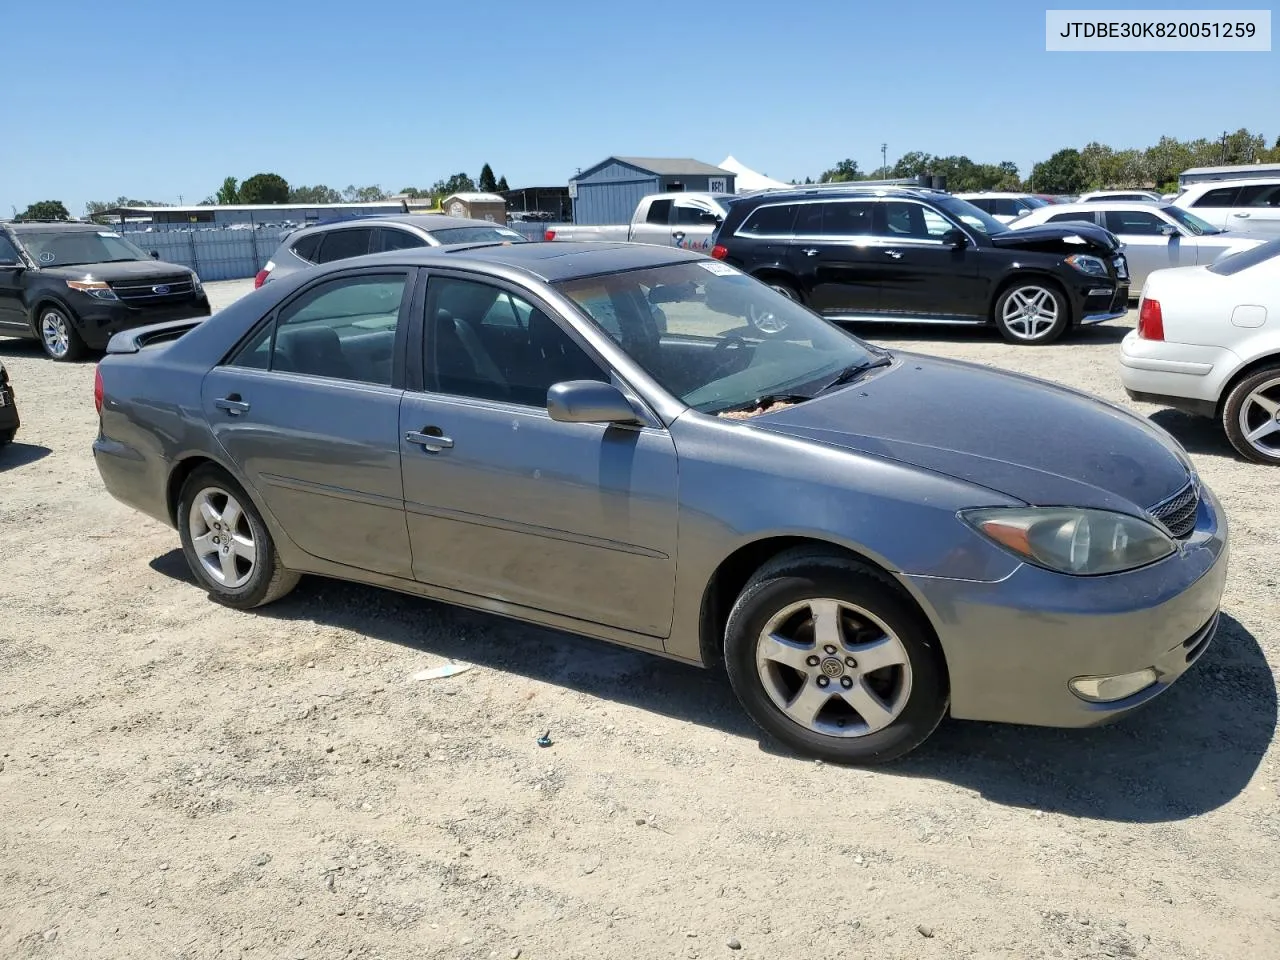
[256,214,525,287]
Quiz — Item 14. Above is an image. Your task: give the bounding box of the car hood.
[752,355,1191,513]
[1196,230,1265,248]
[992,221,1122,255]
[37,260,194,281]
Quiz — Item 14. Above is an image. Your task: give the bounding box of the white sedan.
[1120,239,1280,464]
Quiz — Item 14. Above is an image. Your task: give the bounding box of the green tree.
[289,185,343,204]
[495,175,509,192]
[215,176,240,205]
[819,158,861,183]
[431,172,476,200]
[478,163,498,192]
[399,186,426,199]
[238,173,290,204]
[84,196,169,221]
[340,185,388,202]
[18,200,70,221]
[1029,148,1086,194]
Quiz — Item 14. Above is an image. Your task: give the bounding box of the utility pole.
[1220,130,1229,163]
[881,143,888,179]
[178,194,184,205]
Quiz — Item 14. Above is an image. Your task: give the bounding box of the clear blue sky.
[3,0,1276,216]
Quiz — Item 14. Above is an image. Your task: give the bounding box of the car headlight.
[66,279,119,301]
[960,507,1175,576]
[1064,254,1109,277]
[190,271,204,295]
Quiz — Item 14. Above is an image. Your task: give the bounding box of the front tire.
[723,549,949,764]
[177,465,299,609]
[993,281,1069,345]
[0,428,14,446]
[38,306,87,361]
[767,280,801,302]
[1222,364,1280,465]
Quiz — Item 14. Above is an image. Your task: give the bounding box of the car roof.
[1182,177,1280,191]
[339,241,705,283]
[292,214,513,235]
[954,191,1035,198]
[733,185,949,205]
[1033,201,1171,213]
[5,221,108,232]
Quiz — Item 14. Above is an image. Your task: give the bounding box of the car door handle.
[1232,212,1250,218]
[405,428,453,453]
[215,396,250,416]
[883,249,903,259]
[802,248,820,256]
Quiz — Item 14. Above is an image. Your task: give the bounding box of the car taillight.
[94,366,104,414]
[1138,297,1164,341]
[711,244,728,260]
[544,229,556,241]
[253,269,270,289]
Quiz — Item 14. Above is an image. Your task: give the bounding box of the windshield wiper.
[814,354,893,394]
[713,393,811,416]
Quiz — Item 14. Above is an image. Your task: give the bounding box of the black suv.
[0,221,211,360]
[710,186,1129,344]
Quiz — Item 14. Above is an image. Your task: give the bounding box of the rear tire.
[37,305,87,361]
[993,281,1069,345]
[723,549,949,764]
[177,465,299,609]
[1222,364,1280,465]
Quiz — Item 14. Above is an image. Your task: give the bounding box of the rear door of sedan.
[397,271,678,640]
[201,267,415,578]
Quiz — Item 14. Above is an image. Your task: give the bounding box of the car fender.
[25,290,80,335]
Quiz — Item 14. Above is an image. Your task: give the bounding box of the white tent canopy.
[719,156,791,193]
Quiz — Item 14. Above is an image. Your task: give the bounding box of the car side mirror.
[1158,224,1178,237]
[942,228,967,249]
[150,250,160,259]
[547,380,640,425]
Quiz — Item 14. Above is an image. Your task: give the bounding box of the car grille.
[108,275,195,303]
[1183,612,1218,664]
[1149,480,1199,539]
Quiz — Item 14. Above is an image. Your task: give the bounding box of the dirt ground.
[2,279,1277,960]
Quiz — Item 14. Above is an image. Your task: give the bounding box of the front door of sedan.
[201,269,414,578]
[399,274,678,639]
[872,201,985,320]
[787,200,882,316]
[1101,209,1192,289]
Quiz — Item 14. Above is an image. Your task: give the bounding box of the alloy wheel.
[41,311,71,359]
[188,487,257,589]
[1001,286,1059,341]
[755,598,913,737]
[1237,375,1280,458]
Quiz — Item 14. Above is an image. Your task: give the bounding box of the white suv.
[1172,178,1280,237]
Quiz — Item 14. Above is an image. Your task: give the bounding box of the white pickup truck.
[544,192,739,252]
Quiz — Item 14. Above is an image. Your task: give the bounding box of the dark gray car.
[93,242,1228,763]
[256,214,525,287]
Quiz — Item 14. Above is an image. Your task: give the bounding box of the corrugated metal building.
[569,157,735,225]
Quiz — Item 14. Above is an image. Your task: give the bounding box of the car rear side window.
[737,203,798,237]
[645,199,673,225]
[795,201,876,237]
[1193,186,1242,208]
[1238,183,1280,208]
[230,273,407,386]
[1047,212,1097,225]
[290,233,322,263]
[378,228,429,252]
[314,228,373,264]
[1103,210,1166,235]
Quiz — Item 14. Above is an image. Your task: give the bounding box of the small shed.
[443,193,507,224]
[569,157,736,225]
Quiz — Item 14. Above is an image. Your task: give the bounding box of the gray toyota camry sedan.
[93,242,1228,763]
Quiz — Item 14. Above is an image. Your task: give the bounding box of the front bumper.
[1075,276,1130,325]
[72,295,212,349]
[908,483,1228,728]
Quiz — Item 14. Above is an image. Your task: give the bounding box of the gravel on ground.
[1,280,1277,960]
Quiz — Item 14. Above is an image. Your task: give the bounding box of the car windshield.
[1162,206,1221,236]
[1023,196,1050,208]
[1208,237,1280,275]
[555,261,883,415]
[930,196,1009,236]
[428,225,526,244]
[17,229,150,267]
